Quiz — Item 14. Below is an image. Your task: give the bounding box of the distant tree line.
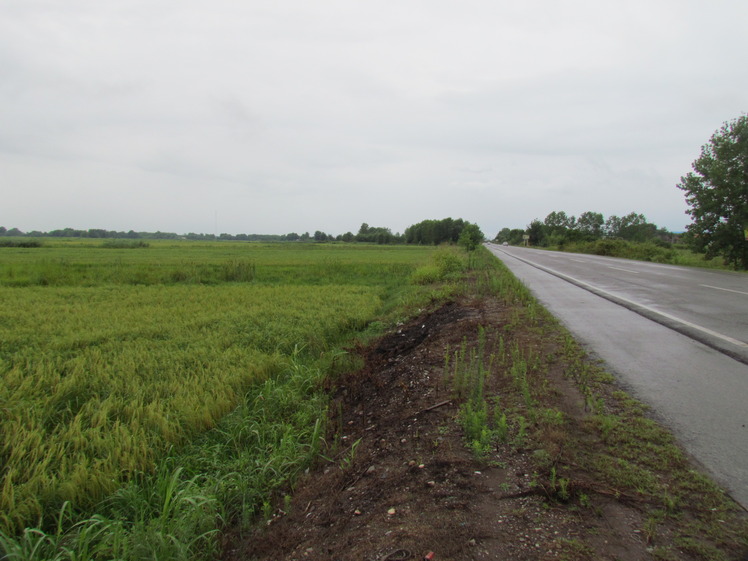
[285,223,403,244]
[0,219,483,247]
[403,218,475,245]
[494,211,677,248]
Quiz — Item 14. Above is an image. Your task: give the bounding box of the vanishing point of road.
[486,243,748,509]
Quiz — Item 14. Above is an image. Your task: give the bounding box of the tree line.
[494,114,748,269]
[0,218,483,247]
[494,211,676,248]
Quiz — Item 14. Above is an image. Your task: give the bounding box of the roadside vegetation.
[448,248,748,559]
[494,210,744,271]
[492,114,748,272]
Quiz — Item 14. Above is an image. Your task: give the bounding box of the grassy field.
[0,240,453,559]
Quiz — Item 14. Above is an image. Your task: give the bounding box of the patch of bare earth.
[221,296,748,561]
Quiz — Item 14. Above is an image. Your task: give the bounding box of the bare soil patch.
[221,295,748,561]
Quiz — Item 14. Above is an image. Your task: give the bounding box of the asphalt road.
[485,243,748,509]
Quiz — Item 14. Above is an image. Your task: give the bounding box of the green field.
[0,240,448,558]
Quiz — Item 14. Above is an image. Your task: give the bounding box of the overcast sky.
[2,1,747,237]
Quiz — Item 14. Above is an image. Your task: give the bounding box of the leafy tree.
[576,211,604,238]
[544,211,577,246]
[604,212,652,241]
[544,210,572,232]
[508,229,526,245]
[678,115,748,269]
[494,228,512,243]
[404,217,470,245]
[356,224,396,244]
[526,219,546,246]
[458,222,484,252]
[494,227,529,245]
[618,212,657,242]
[603,215,623,238]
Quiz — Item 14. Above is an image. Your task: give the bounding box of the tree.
[458,222,484,268]
[508,229,526,245]
[677,115,748,269]
[404,218,468,245]
[494,228,512,243]
[618,212,657,243]
[602,212,653,242]
[526,219,546,246]
[458,222,484,252]
[576,211,604,238]
[544,211,572,233]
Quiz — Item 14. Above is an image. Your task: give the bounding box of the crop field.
[0,240,440,545]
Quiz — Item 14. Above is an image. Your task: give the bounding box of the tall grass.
[0,241,436,551]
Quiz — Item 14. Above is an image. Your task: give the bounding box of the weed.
[514,416,528,449]
[556,537,594,560]
[578,493,591,508]
[340,438,362,471]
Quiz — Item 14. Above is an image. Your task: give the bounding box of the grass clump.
[99,240,150,249]
[411,245,466,285]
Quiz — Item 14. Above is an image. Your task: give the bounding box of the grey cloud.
[1,1,746,235]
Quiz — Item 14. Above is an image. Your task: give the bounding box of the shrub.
[410,265,442,285]
[433,247,466,277]
[100,240,150,249]
[0,239,43,248]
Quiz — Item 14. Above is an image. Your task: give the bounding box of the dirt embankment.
[221,295,748,561]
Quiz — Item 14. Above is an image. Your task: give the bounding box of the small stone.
[387,508,396,516]
[468,539,477,546]
[354,509,362,516]
[418,464,425,469]
[427,481,435,487]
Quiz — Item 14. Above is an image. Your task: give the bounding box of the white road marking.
[608,266,639,274]
[701,284,748,296]
[570,278,748,349]
[493,247,748,350]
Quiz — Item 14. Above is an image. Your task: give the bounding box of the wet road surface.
[486,243,748,508]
